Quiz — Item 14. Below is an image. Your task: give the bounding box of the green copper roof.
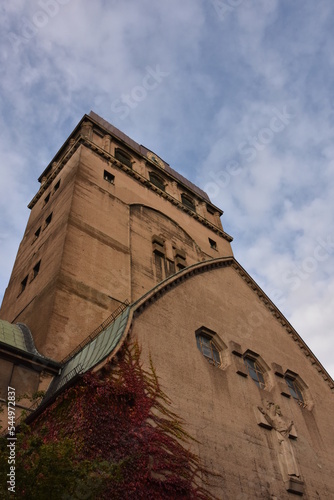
[0,320,28,351]
[0,320,60,373]
[45,306,131,399]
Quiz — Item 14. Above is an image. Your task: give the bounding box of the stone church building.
[0,112,333,498]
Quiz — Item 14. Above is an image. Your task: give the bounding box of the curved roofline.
[27,256,333,423]
[97,256,334,391]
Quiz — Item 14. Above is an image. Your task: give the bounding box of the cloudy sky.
[1,0,334,378]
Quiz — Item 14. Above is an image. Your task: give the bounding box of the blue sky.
[1,0,334,378]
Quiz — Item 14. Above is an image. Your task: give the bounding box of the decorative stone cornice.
[28,134,233,243]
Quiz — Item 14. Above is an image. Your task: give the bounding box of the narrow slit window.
[45,213,53,228]
[33,227,41,242]
[44,193,50,206]
[20,276,28,294]
[53,180,61,193]
[154,253,164,281]
[32,261,41,279]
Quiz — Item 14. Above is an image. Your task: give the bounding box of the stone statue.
[258,402,300,478]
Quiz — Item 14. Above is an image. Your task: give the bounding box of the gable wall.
[131,265,334,498]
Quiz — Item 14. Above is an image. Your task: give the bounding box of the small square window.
[44,193,50,206]
[209,238,217,250]
[206,205,215,215]
[53,180,61,192]
[104,170,115,184]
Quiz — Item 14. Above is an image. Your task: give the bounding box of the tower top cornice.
[36,111,220,209]
[29,112,232,241]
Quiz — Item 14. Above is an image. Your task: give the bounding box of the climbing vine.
[0,343,218,499]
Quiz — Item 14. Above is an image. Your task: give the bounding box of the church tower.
[0,111,232,361]
[1,112,333,498]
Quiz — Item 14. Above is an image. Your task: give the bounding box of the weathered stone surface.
[1,113,333,497]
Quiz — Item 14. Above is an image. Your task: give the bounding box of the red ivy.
[7,343,219,499]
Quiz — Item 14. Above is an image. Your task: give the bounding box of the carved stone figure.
[258,402,300,478]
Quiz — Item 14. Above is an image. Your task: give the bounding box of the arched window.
[244,356,265,389]
[196,334,221,366]
[149,172,165,191]
[181,193,196,212]
[285,376,304,403]
[115,148,132,168]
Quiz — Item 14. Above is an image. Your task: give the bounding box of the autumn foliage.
[0,343,218,499]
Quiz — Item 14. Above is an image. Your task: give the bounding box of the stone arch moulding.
[129,203,206,256]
